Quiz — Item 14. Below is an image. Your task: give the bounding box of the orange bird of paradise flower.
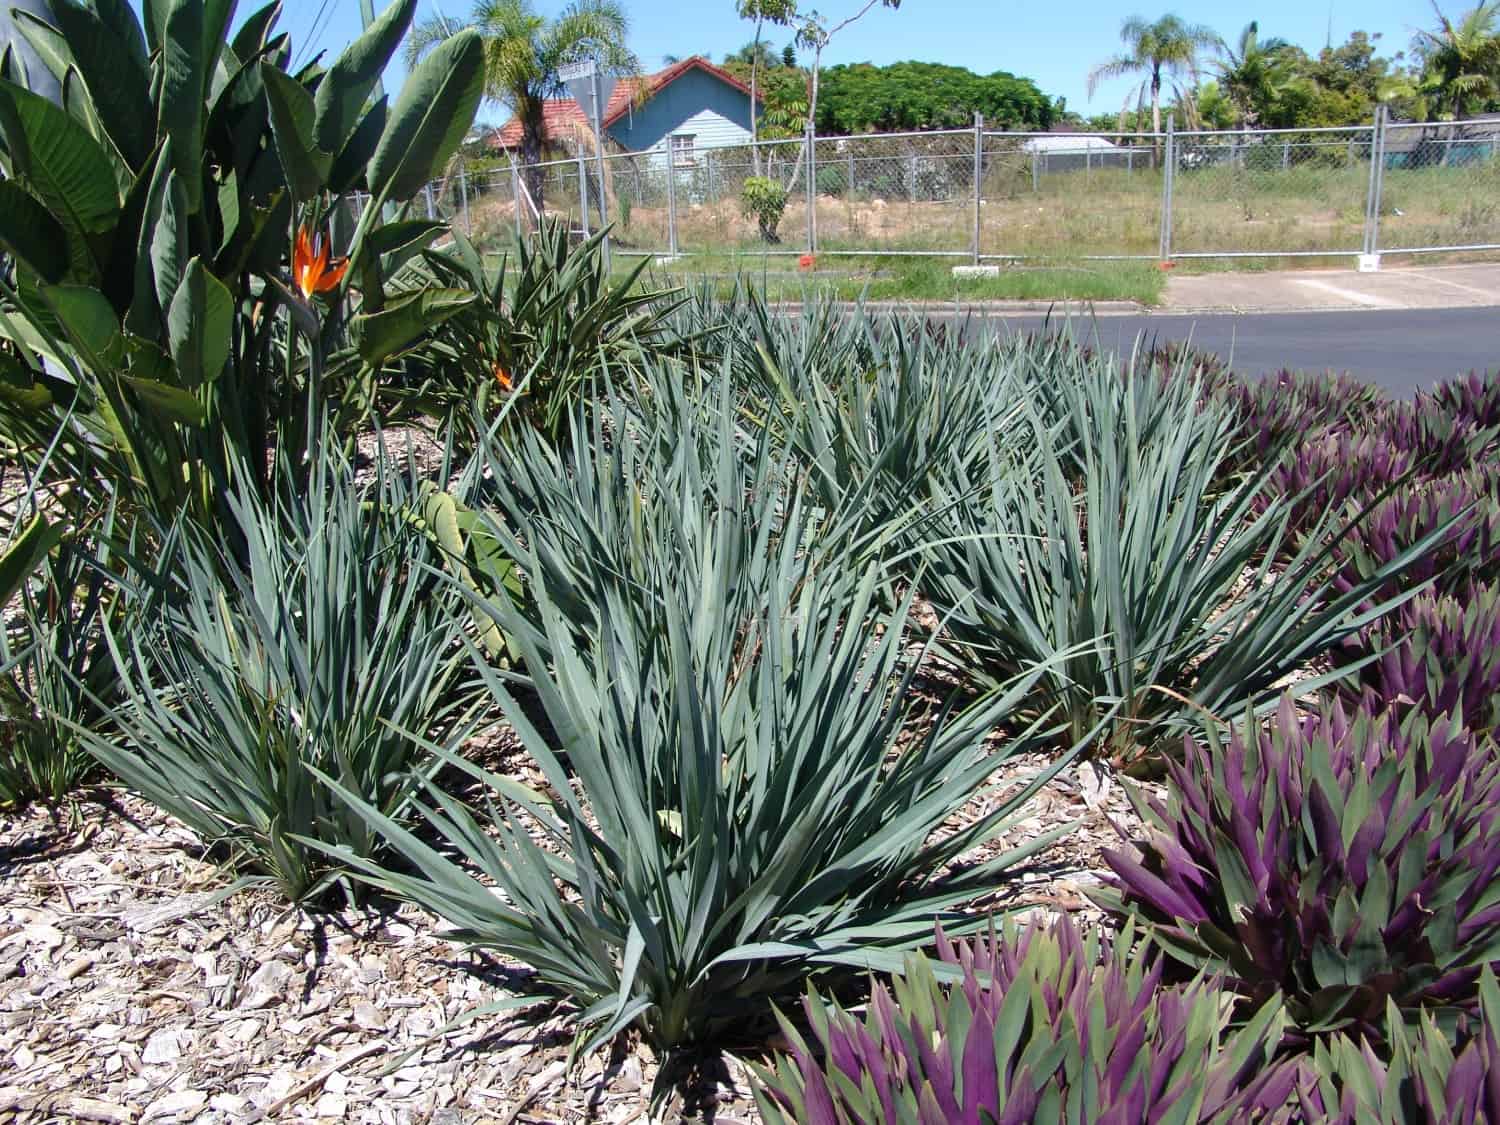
[493,362,513,391]
[293,227,349,299]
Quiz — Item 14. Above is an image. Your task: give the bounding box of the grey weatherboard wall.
[607,67,753,152]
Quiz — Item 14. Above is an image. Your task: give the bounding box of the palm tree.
[1088,14,1221,148]
[1217,21,1291,128]
[406,0,641,215]
[1415,1,1500,120]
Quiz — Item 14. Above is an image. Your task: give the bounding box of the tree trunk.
[750,18,763,174]
[1151,69,1162,161]
[521,107,546,222]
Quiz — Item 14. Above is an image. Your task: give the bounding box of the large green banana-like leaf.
[167,259,233,388]
[0,181,68,283]
[0,515,64,607]
[353,287,476,367]
[327,96,386,194]
[158,0,205,213]
[313,0,414,155]
[0,78,118,277]
[40,283,124,372]
[261,65,330,201]
[150,171,188,312]
[40,0,155,171]
[367,29,483,205]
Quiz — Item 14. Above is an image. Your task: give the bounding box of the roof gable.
[492,56,758,150]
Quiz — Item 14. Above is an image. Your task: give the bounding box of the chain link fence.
[394,111,1500,267]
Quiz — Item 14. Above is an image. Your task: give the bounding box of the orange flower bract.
[294,227,349,299]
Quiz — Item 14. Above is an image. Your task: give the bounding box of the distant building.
[1383,114,1500,170]
[492,57,761,166]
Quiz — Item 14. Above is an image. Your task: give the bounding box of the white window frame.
[670,133,696,167]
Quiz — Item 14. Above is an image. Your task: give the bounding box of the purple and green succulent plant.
[1331,472,1500,603]
[1219,370,1389,472]
[1100,698,1500,1043]
[1261,431,1415,538]
[1228,970,1500,1122]
[753,915,1286,1125]
[1424,369,1500,436]
[1377,397,1494,479]
[1342,583,1500,737]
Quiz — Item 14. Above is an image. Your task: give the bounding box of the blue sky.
[195,0,1440,123]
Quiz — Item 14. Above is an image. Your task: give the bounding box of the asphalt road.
[974,307,1499,397]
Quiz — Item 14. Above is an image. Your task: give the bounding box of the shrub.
[319,388,1084,1061]
[1377,398,1492,479]
[77,440,482,903]
[754,915,1287,1125]
[742,175,791,243]
[1100,698,1500,1041]
[0,527,122,810]
[1342,583,1500,737]
[916,351,1433,763]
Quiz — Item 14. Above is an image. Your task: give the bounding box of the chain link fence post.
[972,113,983,265]
[458,161,470,236]
[509,155,523,242]
[806,121,817,254]
[576,149,590,239]
[423,182,435,221]
[1158,116,1175,261]
[665,145,678,258]
[1361,105,1388,269]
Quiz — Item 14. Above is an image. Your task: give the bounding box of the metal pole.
[972,112,983,265]
[1159,116,1176,261]
[423,181,435,220]
[1362,109,1383,256]
[665,146,678,257]
[1032,148,1039,192]
[590,66,610,272]
[459,161,470,236]
[577,148,590,238]
[847,146,855,198]
[509,155,523,241]
[806,121,816,254]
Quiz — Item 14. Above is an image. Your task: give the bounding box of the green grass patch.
[612,253,1166,306]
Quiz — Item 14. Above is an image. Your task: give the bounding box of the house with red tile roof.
[491,56,762,166]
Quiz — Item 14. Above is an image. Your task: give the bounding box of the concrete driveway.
[1164,262,1500,313]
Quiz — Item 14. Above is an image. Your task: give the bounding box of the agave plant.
[75,434,483,903]
[754,915,1288,1125]
[1100,698,1500,1041]
[916,349,1443,763]
[314,384,1088,1064]
[0,0,485,535]
[1342,583,1500,737]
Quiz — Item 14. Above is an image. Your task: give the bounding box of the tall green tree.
[1087,13,1221,142]
[1414,1,1500,119]
[736,0,798,170]
[1216,21,1292,127]
[794,0,902,144]
[406,0,641,214]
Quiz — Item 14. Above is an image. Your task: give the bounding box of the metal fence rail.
[400,112,1500,269]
